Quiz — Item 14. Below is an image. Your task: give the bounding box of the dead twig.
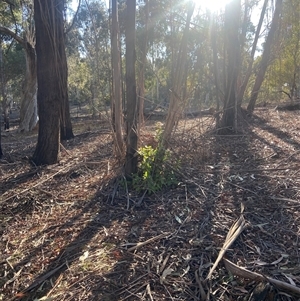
[127,233,169,252]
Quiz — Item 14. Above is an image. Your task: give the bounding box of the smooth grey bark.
[111,0,124,158]
[137,0,149,130]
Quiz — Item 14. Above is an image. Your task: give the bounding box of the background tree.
[0,40,5,157]
[162,1,194,144]
[0,1,38,132]
[237,0,268,105]
[261,0,300,102]
[247,0,283,113]
[68,1,110,114]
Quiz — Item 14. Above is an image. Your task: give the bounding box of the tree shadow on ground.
[3,111,300,300]
[205,112,300,300]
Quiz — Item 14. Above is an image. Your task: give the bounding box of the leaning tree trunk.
[124,0,138,177]
[220,0,241,130]
[247,0,283,113]
[237,0,268,105]
[32,0,66,165]
[19,42,38,132]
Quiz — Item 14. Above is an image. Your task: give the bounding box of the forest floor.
[1,106,300,301]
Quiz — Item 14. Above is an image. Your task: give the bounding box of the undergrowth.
[132,125,179,194]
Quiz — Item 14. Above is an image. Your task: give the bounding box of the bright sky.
[197,0,232,12]
[71,0,231,13]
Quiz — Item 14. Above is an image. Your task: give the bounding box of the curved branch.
[65,0,81,34]
[0,26,25,46]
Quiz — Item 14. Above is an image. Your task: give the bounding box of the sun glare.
[197,0,232,12]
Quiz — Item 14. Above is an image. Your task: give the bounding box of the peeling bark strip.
[206,215,246,280]
[223,258,300,296]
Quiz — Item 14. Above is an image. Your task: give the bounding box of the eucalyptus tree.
[124,0,138,177]
[247,0,283,113]
[0,40,5,156]
[220,0,241,130]
[71,0,110,114]
[262,0,300,101]
[136,0,149,128]
[111,0,124,157]
[32,0,70,165]
[162,1,195,144]
[0,0,38,132]
[236,0,268,105]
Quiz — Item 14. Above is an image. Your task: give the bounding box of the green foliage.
[132,127,178,194]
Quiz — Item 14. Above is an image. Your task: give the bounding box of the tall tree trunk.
[111,0,124,158]
[247,0,283,113]
[137,0,149,131]
[33,0,66,165]
[60,3,74,140]
[0,41,4,157]
[220,0,241,130]
[237,0,268,105]
[19,42,38,132]
[124,0,138,177]
[60,46,74,140]
[210,15,221,126]
[0,40,9,131]
[162,3,194,145]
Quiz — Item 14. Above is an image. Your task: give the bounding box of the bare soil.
[1,107,300,301]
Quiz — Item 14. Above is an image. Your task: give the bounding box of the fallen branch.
[275,101,300,111]
[223,258,300,296]
[23,262,66,292]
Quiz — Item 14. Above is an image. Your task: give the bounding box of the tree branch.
[65,0,81,35]
[0,26,25,46]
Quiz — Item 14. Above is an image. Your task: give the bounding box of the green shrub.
[132,144,178,194]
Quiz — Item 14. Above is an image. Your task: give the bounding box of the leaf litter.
[1,107,300,300]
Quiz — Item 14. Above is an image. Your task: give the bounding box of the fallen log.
[275,101,300,111]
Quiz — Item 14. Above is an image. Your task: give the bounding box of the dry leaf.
[79,251,89,262]
[160,268,174,284]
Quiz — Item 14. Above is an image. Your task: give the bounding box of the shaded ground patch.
[1,108,300,300]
